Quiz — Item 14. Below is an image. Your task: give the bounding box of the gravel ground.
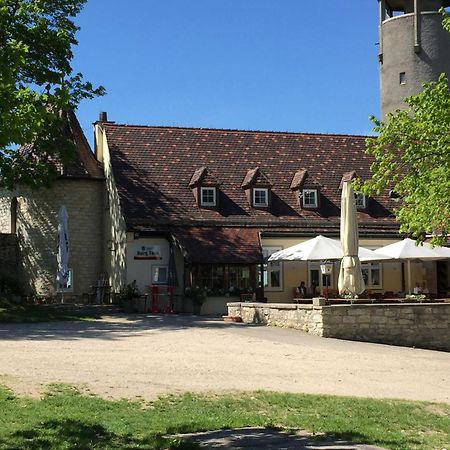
[0,314,449,403]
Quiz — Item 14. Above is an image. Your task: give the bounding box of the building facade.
[1,3,449,309]
[95,118,443,314]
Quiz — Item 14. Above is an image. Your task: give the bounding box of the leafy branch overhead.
[0,0,105,189]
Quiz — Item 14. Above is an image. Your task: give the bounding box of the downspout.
[414,0,421,53]
[257,230,265,301]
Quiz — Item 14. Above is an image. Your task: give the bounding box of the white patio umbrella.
[268,235,384,262]
[56,205,70,302]
[338,182,365,297]
[373,238,450,294]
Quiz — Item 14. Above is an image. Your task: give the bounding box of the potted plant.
[120,281,141,312]
[185,286,207,315]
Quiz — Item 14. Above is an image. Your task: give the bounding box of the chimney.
[99,111,108,122]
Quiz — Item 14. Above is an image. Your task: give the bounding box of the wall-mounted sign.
[134,245,162,260]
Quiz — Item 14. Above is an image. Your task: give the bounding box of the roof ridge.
[103,122,371,139]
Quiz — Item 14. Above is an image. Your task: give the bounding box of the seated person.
[297,281,307,298]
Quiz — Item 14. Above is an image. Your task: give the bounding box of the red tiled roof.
[172,227,262,264]
[104,124,398,235]
[290,169,308,190]
[189,167,207,187]
[241,167,272,189]
[189,167,220,187]
[20,111,103,180]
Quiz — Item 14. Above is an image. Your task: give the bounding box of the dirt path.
[0,314,449,403]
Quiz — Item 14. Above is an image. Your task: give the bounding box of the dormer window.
[355,193,366,210]
[291,169,322,210]
[200,187,216,207]
[242,167,272,209]
[302,189,318,208]
[253,188,268,208]
[189,167,220,209]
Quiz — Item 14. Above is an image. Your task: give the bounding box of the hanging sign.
[134,245,162,260]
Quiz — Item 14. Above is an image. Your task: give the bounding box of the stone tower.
[378,0,450,116]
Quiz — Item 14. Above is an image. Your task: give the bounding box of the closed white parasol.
[57,205,70,301]
[338,182,365,297]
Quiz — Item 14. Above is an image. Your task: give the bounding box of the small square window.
[200,187,216,206]
[302,189,318,208]
[355,193,366,209]
[152,266,168,284]
[253,188,269,207]
[399,72,406,85]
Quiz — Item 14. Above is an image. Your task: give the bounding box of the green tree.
[0,0,104,189]
[358,11,450,246]
[442,7,450,32]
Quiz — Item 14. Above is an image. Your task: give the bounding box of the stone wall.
[321,303,450,351]
[0,179,104,297]
[0,234,18,279]
[0,197,12,232]
[228,302,450,352]
[227,303,325,335]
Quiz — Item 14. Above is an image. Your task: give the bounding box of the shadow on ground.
[0,419,197,449]
[0,422,392,450]
[0,311,234,342]
[179,427,388,449]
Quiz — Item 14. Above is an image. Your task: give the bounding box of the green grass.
[0,298,101,323]
[0,385,448,449]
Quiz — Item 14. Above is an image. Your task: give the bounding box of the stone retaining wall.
[227,302,450,352]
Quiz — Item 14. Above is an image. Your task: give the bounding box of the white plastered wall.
[97,124,127,293]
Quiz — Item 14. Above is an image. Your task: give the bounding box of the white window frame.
[57,268,73,292]
[361,262,383,289]
[355,193,366,209]
[253,188,269,207]
[302,189,318,208]
[261,246,283,291]
[200,187,216,207]
[152,265,169,285]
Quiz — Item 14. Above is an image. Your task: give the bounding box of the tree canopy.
[0,0,104,189]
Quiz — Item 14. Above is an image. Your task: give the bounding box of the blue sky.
[72,0,381,143]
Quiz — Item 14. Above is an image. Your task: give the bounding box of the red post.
[151,285,159,313]
[166,286,175,314]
